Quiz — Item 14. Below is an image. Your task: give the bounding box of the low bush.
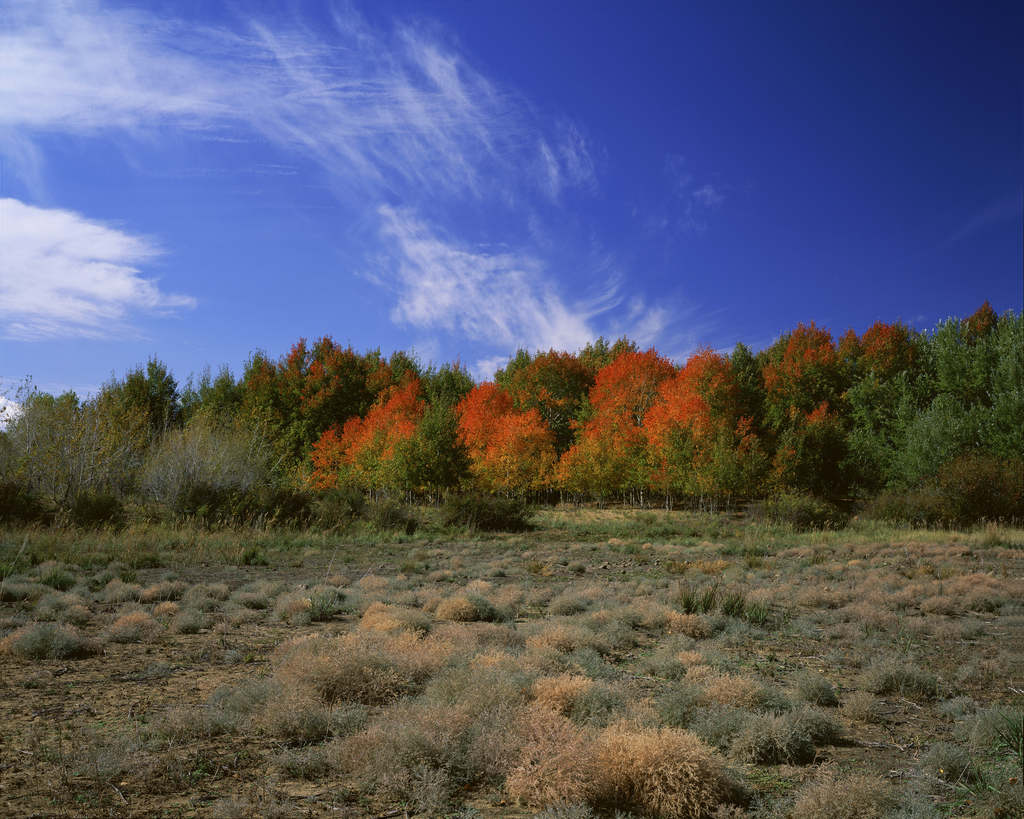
[920,740,980,786]
[867,453,1023,527]
[0,480,47,525]
[729,712,815,764]
[753,492,849,532]
[790,765,898,819]
[368,496,417,534]
[0,621,101,659]
[441,493,533,533]
[793,669,840,707]
[313,487,365,529]
[860,659,938,701]
[68,490,124,528]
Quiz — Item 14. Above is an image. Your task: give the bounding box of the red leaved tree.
[311,379,426,492]
[557,348,675,503]
[456,383,557,494]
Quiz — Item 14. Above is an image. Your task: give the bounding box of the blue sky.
[1,0,1021,406]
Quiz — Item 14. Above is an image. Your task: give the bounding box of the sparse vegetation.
[0,505,1021,817]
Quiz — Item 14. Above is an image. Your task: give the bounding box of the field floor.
[1,510,1023,818]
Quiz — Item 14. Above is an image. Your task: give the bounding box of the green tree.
[4,387,149,507]
[104,356,180,434]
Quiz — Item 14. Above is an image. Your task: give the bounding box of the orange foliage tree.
[497,349,594,454]
[645,348,764,503]
[557,348,675,502]
[456,383,557,494]
[309,379,425,492]
[761,324,850,494]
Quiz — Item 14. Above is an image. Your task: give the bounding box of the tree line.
[1,302,1020,527]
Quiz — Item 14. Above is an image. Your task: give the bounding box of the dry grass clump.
[533,674,594,715]
[273,630,457,707]
[274,593,313,624]
[170,607,210,634]
[919,594,961,615]
[435,620,525,652]
[228,588,272,611]
[337,699,486,814]
[504,704,599,808]
[729,712,814,764]
[153,600,179,619]
[842,691,885,723]
[859,658,938,700]
[666,612,713,638]
[790,764,898,819]
[686,666,770,709]
[360,601,430,634]
[0,621,101,659]
[257,686,338,743]
[793,669,840,707]
[548,592,593,616]
[357,574,390,593]
[786,704,846,746]
[525,620,611,656]
[919,740,981,786]
[99,578,142,603]
[434,593,496,622]
[506,709,735,819]
[589,723,736,818]
[425,662,535,717]
[795,587,850,609]
[104,611,164,643]
[139,580,187,603]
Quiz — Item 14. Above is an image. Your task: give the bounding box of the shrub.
[689,706,749,754]
[729,712,815,765]
[435,593,497,623]
[793,669,840,707]
[657,683,705,729]
[69,489,124,528]
[0,621,100,659]
[860,659,938,700]
[867,453,1023,527]
[791,765,898,819]
[368,496,417,534]
[441,493,533,533]
[313,487,365,529]
[842,691,885,724]
[0,480,46,524]
[588,723,736,818]
[754,492,849,531]
[104,611,164,643]
[920,740,980,785]
[787,704,846,746]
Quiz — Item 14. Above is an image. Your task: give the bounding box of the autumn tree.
[844,321,921,492]
[103,356,181,434]
[496,349,594,454]
[240,338,413,464]
[644,348,766,504]
[456,382,557,495]
[760,323,851,495]
[180,364,244,423]
[557,348,674,503]
[310,379,426,493]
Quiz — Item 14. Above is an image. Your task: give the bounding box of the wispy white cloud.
[692,184,724,209]
[377,206,666,375]
[1,0,595,206]
[0,198,195,341]
[942,192,1024,247]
